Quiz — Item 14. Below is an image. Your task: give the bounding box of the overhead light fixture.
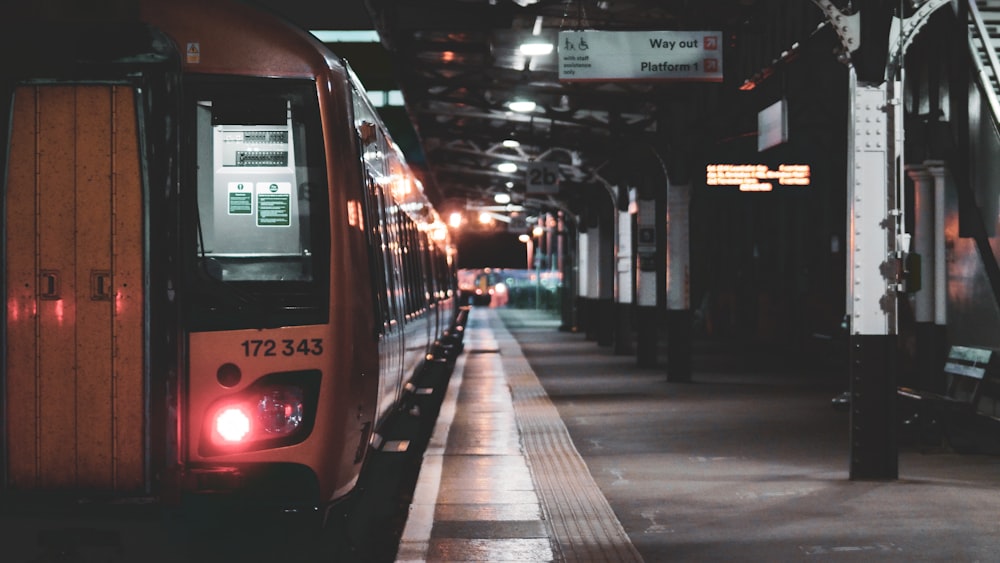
[519,42,553,56]
[497,162,518,173]
[494,193,512,204]
[309,30,381,43]
[502,139,520,148]
[508,100,536,113]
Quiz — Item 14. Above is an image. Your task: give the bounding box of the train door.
[4,85,146,493]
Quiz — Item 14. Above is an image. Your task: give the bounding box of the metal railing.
[967,0,1000,129]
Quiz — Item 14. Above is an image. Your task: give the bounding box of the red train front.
[1,0,457,522]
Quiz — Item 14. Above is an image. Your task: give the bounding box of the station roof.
[254,0,838,230]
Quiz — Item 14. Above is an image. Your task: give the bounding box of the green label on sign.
[257,194,290,226]
[229,191,252,214]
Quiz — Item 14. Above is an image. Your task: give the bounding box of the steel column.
[847,69,899,480]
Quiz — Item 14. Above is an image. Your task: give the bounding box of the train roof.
[139,0,343,79]
[0,0,347,82]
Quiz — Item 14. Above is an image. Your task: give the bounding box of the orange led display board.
[706,164,810,192]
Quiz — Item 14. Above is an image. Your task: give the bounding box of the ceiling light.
[309,30,380,43]
[508,100,536,112]
[494,193,512,204]
[502,139,520,148]
[519,42,553,56]
[497,162,518,173]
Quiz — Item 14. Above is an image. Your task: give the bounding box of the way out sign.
[526,161,560,194]
[559,30,723,83]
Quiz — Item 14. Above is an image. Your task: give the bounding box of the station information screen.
[705,164,810,192]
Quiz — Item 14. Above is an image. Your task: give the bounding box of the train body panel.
[1,0,457,512]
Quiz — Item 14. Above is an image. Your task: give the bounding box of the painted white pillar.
[578,231,589,301]
[926,161,948,326]
[906,164,933,323]
[636,199,657,307]
[617,209,633,305]
[847,75,897,336]
[666,183,690,311]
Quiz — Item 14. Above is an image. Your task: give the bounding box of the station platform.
[396,306,1000,562]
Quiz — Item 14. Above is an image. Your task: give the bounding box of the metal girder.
[887,0,952,69]
[810,0,861,56]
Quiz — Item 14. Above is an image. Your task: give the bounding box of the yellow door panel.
[5,85,146,492]
[35,86,79,489]
[73,86,115,488]
[109,87,145,491]
[5,86,41,489]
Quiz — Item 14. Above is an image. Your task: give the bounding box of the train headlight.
[258,387,304,436]
[201,370,320,455]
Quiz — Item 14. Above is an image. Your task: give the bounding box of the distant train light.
[507,100,536,112]
[519,42,554,56]
[215,408,252,443]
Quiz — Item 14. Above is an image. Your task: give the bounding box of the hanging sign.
[558,30,723,83]
[526,161,560,194]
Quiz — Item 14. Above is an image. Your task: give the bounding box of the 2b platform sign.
[526,161,560,194]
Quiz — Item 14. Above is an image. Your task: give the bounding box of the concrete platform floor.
[495,307,1000,562]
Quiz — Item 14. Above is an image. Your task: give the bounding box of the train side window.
[362,173,391,331]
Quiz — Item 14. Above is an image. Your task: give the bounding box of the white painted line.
[397,348,468,562]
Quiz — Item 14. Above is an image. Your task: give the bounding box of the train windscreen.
[184,77,329,329]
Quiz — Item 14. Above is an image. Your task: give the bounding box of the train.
[0,0,460,523]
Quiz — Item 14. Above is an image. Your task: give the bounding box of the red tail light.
[215,407,252,442]
[200,370,320,455]
[208,386,304,447]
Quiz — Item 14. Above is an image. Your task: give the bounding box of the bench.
[898,345,1000,453]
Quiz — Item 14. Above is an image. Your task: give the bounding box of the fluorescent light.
[368,90,405,107]
[508,100,536,112]
[497,162,518,173]
[519,42,553,56]
[310,30,381,43]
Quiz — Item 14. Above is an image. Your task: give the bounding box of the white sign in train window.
[558,30,723,83]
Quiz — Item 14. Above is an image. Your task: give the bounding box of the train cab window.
[185,78,329,329]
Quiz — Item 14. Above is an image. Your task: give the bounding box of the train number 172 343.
[240,338,324,357]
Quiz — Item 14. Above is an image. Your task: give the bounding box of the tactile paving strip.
[489,312,644,562]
